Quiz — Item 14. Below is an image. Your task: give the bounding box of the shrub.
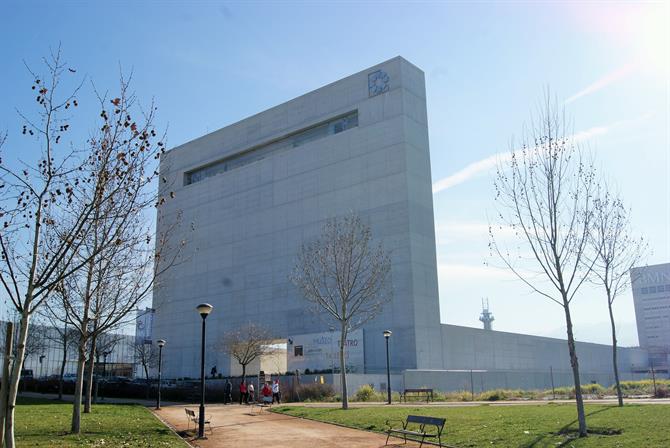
[298,383,335,402]
[353,384,378,402]
[654,386,669,398]
[617,379,670,396]
[477,389,508,401]
[437,390,471,401]
[582,383,605,396]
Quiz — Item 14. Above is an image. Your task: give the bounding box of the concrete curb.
[150,408,193,447]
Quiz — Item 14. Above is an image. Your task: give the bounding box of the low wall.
[402,368,654,393]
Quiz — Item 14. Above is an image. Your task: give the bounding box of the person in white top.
[272,379,281,404]
[248,383,255,403]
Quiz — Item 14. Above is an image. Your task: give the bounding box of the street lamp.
[156,339,166,410]
[39,355,45,379]
[103,351,112,378]
[196,303,213,439]
[383,330,392,405]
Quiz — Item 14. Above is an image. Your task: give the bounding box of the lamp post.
[329,325,335,374]
[103,351,112,378]
[383,330,392,405]
[196,303,213,439]
[39,355,45,379]
[156,339,166,410]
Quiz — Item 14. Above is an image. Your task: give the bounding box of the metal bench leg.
[385,433,390,446]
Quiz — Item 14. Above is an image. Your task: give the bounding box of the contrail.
[431,114,651,195]
[564,62,637,104]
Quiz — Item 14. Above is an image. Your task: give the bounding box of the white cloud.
[435,220,517,246]
[564,62,637,104]
[431,114,652,195]
[432,152,511,194]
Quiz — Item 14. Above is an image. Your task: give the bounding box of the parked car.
[62,373,77,383]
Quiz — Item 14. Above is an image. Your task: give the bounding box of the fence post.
[550,366,555,400]
[650,361,657,397]
[469,369,474,401]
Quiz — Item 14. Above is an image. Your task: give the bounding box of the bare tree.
[0,48,177,443]
[220,323,275,383]
[586,186,647,407]
[290,213,392,409]
[489,95,597,437]
[38,288,78,400]
[134,341,158,398]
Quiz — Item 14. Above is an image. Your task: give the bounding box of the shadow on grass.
[523,406,617,448]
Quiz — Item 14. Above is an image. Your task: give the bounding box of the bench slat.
[388,429,437,437]
[406,415,445,427]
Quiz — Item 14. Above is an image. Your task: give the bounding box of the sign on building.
[287,329,364,373]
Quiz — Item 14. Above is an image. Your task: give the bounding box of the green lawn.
[14,397,184,447]
[274,403,670,447]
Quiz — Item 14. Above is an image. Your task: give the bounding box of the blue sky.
[1,1,668,345]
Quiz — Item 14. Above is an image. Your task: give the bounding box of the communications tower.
[479,298,494,330]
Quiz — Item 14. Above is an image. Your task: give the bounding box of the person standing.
[272,379,281,404]
[248,382,255,404]
[224,379,233,404]
[261,382,272,404]
[239,380,247,405]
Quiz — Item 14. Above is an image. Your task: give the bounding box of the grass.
[14,397,184,447]
[273,403,670,447]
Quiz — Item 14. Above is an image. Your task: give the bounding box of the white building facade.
[152,57,443,379]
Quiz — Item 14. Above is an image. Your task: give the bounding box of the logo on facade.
[368,70,390,97]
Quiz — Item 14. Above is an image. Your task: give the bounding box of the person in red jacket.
[239,380,248,405]
[261,382,272,404]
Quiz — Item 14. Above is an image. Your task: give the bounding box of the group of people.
[222,378,281,405]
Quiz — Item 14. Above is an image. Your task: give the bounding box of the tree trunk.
[143,362,150,399]
[608,299,623,407]
[84,333,98,413]
[58,323,68,401]
[4,310,31,448]
[563,301,587,437]
[70,338,87,434]
[1,322,15,448]
[339,323,348,410]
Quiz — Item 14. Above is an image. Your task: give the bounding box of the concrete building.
[631,262,670,370]
[151,57,651,389]
[153,56,442,379]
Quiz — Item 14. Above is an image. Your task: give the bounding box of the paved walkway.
[155,403,421,448]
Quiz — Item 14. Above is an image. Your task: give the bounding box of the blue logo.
[368,70,390,97]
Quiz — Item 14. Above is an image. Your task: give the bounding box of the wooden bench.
[386,415,446,447]
[400,388,434,403]
[185,408,211,434]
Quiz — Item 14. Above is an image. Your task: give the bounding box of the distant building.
[631,262,670,370]
[0,320,135,379]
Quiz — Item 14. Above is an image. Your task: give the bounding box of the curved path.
[155,403,421,448]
